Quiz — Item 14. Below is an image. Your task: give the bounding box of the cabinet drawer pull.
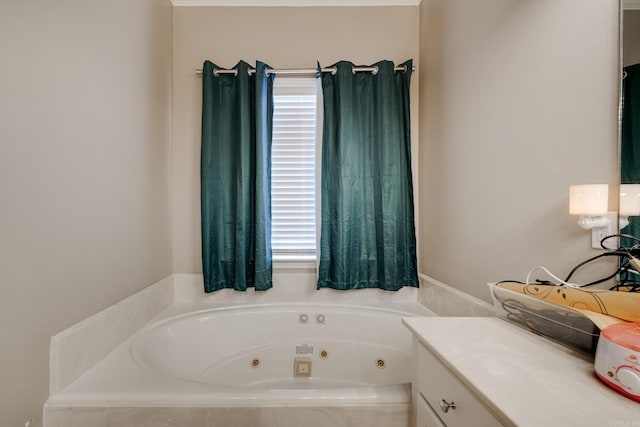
[439,399,456,413]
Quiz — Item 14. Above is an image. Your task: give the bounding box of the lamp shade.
[569,184,608,216]
[620,184,640,217]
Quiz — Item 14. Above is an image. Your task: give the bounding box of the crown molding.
[625,0,640,10]
[171,0,420,6]
[170,0,636,11]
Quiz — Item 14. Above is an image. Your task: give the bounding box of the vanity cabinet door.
[416,392,446,427]
[416,344,503,427]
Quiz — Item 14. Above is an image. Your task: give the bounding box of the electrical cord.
[563,250,628,283]
[523,234,640,292]
[608,234,640,291]
[526,266,581,288]
[601,233,640,249]
[582,262,628,287]
[596,235,638,290]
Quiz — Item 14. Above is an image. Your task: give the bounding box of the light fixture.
[569,184,613,248]
[619,184,640,229]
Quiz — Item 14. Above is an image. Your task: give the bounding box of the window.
[271,77,318,261]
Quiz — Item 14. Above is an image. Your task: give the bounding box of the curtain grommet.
[212,68,238,77]
[372,66,379,76]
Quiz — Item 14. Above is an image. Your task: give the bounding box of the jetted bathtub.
[46,303,432,427]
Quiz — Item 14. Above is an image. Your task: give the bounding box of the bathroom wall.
[172,6,420,275]
[0,1,173,426]
[625,10,640,66]
[418,0,620,302]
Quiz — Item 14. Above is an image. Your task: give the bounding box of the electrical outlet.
[591,212,618,249]
[591,226,609,249]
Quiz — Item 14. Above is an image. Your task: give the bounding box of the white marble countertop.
[402,317,640,427]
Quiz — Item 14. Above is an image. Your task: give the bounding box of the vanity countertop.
[402,317,639,427]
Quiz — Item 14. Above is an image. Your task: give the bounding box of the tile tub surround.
[174,273,420,304]
[46,272,481,401]
[49,275,174,394]
[44,405,410,427]
[417,274,495,317]
[45,274,433,427]
[49,272,422,397]
[46,273,481,398]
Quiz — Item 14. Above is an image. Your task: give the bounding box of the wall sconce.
[619,184,640,229]
[569,184,614,248]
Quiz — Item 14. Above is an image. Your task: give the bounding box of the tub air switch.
[294,358,312,378]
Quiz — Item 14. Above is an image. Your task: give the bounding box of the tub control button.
[299,314,309,324]
[294,358,312,378]
[316,314,326,324]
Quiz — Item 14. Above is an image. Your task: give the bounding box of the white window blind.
[271,77,318,259]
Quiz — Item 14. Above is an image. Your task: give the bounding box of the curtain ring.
[371,65,379,76]
[330,67,337,75]
[352,66,356,75]
[213,68,219,77]
[400,65,408,73]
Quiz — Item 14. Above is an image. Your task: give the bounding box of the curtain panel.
[317,60,419,291]
[200,60,274,292]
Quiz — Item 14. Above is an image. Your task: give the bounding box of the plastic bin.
[488,283,600,356]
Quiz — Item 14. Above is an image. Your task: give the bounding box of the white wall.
[0,1,173,426]
[418,0,620,302]
[172,6,420,274]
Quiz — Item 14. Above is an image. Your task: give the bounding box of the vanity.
[403,317,639,427]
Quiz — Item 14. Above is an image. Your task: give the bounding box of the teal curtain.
[621,64,640,248]
[200,60,273,292]
[317,60,418,291]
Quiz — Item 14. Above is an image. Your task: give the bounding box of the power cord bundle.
[526,234,640,292]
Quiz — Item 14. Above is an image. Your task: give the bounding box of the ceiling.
[626,0,640,9]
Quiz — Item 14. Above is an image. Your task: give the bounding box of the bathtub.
[46,302,432,427]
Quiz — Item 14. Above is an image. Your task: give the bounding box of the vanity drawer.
[417,344,503,427]
[416,392,446,427]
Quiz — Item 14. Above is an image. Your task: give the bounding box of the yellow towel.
[496,282,640,323]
